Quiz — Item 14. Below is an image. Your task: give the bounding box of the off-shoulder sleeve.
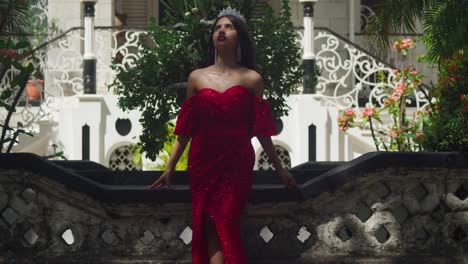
[174,97,197,137]
[252,96,277,137]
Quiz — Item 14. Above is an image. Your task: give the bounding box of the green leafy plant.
[110,0,304,161]
[250,0,303,118]
[139,123,189,170]
[109,19,200,161]
[338,38,430,151]
[43,144,67,160]
[422,51,468,151]
[0,39,35,153]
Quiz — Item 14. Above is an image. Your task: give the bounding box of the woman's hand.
[277,169,297,189]
[148,169,174,189]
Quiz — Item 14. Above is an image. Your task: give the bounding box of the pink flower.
[416,131,424,139]
[410,70,418,76]
[389,130,398,138]
[395,82,406,95]
[362,106,376,118]
[392,38,414,51]
[402,38,414,48]
[345,109,355,117]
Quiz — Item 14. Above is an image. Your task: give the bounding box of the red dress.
[174,85,276,264]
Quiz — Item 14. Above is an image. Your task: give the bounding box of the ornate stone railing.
[0,152,467,263]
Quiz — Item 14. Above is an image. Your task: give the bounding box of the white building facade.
[3,0,434,171]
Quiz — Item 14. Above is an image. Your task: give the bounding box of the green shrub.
[110,0,304,161]
[422,51,468,151]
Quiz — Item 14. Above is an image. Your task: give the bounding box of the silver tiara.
[217,6,246,23]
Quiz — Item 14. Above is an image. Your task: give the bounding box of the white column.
[83,16,96,60]
[303,16,315,60]
[73,95,105,163]
[349,0,355,42]
[81,0,98,94]
[300,0,318,94]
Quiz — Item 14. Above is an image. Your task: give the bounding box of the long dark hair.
[207,15,256,70]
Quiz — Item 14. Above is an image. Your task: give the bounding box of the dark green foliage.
[250,0,303,117]
[109,21,203,161]
[422,1,468,63]
[110,0,304,161]
[0,39,35,153]
[0,0,40,41]
[422,52,468,151]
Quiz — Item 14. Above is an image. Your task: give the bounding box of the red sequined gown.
[174,85,276,264]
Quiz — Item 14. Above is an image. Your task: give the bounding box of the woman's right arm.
[164,135,190,173]
[147,136,189,189]
[148,71,198,189]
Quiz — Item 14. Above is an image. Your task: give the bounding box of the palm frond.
[363,0,435,56]
[423,0,468,62]
[0,0,35,42]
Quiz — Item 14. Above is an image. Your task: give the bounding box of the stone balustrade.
[0,152,467,263]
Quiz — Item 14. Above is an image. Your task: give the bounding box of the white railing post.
[81,0,98,94]
[349,0,355,43]
[300,0,318,94]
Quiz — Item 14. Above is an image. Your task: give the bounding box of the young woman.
[149,8,297,264]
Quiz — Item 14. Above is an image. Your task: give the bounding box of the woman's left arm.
[257,137,297,188]
[251,71,297,188]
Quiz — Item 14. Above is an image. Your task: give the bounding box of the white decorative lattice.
[108,145,142,171]
[257,145,291,170]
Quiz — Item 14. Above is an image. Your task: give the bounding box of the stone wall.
[0,152,467,263]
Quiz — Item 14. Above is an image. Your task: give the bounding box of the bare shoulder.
[187,69,204,98]
[188,69,203,84]
[244,69,264,96]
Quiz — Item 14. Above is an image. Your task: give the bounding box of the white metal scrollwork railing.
[1,25,432,130]
[0,27,146,129]
[296,27,431,112]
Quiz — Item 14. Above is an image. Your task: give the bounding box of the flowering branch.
[337,38,430,152]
